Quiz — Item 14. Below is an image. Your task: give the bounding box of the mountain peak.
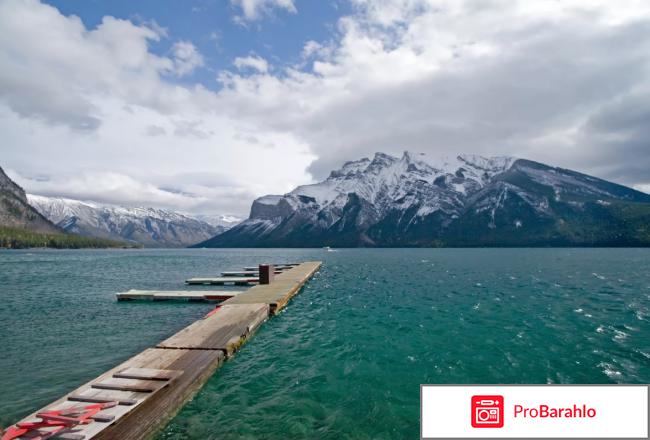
[368,152,399,169]
[401,150,423,163]
[200,152,650,247]
[457,154,517,173]
[373,152,397,160]
[329,157,371,178]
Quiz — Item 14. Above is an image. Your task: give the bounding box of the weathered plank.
[221,270,281,277]
[116,290,240,302]
[242,263,298,271]
[113,367,182,381]
[156,303,269,356]
[68,392,138,406]
[185,277,258,286]
[91,377,164,393]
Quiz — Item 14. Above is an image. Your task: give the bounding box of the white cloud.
[170,41,204,76]
[301,40,325,59]
[8,169,195,208]
[0,97,314,214]
[145,124,166,136]
[0,0,314,215]
[233,55,269,73]
[231,0,297,21]
[2,0,650,217]
[215,0,650,184]
[0,0,181,129]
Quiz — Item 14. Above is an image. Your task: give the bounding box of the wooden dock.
[5,261,321,440]
[185,276,258,285]
[221,270,282,277]
[243,263,298,271]
[157,303,269,356]
[223,261,321,314]
[116,290,241,302]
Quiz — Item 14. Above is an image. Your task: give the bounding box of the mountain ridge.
[28,195,241,248]
[197,152,650,247]
[1,167,131,248]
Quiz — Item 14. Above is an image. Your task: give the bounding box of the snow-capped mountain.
[27,195,236,248]
[197,151,650,247]
[193,214,242,229]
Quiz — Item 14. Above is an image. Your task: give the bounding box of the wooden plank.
[91,378,165,393]
[7,427,85,440]
[151,292,213,301]
[68,386,149,407]
[152,291,238,301]
[185,277,258,285]
[68,394,138,406]
[221,270,281,277]
[116,290,154,301]
[113,367,182,381]
[156,303,269,356]
[116,290,239,302]
[57,434,85,440]
[90,414,116,423]
[243,264,297,271]
[203,293,240,301]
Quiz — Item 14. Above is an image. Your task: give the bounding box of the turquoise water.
[1,249,649,438]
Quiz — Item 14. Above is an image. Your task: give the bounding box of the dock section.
[8,348,225,440]
[116,290,241,302]
[157,303,269,356]
[221,270,281,277]
[185,276,258,285]
[224,261,322,314]
[4,261,321,440]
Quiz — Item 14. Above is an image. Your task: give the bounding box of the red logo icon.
[471,395,504,428]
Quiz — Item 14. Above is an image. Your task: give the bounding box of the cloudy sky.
[1,0,649,216]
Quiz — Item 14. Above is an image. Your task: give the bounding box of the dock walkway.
[185,276,258,285]
[6,261,321,440]
[224,261,321,313]
[116,290,240,302]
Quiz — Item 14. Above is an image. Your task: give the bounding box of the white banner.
[421,385,648,439]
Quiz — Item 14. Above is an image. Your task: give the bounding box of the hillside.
[0,167,132,249]
[0,226,131,249]
[0,166,61,234]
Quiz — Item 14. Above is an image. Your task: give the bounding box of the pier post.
[259,264,274,284]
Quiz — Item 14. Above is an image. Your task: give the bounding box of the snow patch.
[256,195,283,205]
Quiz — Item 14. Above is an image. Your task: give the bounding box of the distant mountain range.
[198,152,650,247]
[1,167,131,248]
[193,214,244,230]
[28,195,241,248]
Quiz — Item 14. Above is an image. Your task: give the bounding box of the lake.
[0,248,648,439]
